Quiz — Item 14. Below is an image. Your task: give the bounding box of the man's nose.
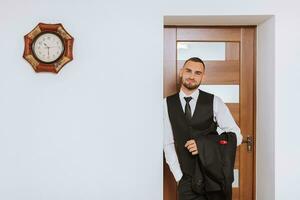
[189,73,195,79]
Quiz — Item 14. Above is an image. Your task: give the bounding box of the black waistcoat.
[166,89,217,176]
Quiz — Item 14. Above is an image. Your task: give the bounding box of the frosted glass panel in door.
[177,42,226,61]
[199,85,239,103]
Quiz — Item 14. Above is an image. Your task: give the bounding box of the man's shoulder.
[199,90,224,102]
[199,89,215,99]
[211,94,224,104]
[164,92,180,108]
[165,92,179,100]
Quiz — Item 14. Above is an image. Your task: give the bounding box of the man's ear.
[179,68,183,78]
[202,73,206,82]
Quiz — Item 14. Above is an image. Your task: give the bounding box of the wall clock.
[23,23,74,73]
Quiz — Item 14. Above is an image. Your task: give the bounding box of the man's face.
[180,61,205,90]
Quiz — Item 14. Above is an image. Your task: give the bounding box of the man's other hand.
[184,139,198,155]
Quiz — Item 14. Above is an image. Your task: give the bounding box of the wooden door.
[163,26,256,200]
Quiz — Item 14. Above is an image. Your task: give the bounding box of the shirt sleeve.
[163,98,183,182]
[213,96,243,146]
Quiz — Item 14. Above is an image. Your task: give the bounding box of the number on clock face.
[32,33,64,63]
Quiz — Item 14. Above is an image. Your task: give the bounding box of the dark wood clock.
[23,23,74,73]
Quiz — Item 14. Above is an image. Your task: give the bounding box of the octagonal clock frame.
[23,23,74,73]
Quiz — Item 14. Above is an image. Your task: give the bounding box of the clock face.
[32,32,64,63]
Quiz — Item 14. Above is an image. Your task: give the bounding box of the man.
[163,57,243,200]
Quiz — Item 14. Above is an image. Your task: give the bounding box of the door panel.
[177,27,241,41]
[163,26,256,200]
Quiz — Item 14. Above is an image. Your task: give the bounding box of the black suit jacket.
[191,129,237,200]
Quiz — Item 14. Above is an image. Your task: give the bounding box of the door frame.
[163,25,257,200]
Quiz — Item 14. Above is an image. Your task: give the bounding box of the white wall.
[0,0,299,200]
[0,1,163,200]
[256,17,275,200]
[274,9,300,200]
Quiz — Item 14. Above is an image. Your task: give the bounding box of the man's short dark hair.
[183,57,205,69]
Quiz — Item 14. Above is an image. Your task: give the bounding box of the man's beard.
[182,79,201,90]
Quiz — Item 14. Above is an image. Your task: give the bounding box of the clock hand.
[43,42,49,48]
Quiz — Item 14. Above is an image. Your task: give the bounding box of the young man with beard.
[163,57,243,200]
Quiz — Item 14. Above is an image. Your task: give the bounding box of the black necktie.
[184,97,193,121]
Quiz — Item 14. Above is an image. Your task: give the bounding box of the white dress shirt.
[163,89,243,182]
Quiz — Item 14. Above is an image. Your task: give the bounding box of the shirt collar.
[179,89,199,101]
